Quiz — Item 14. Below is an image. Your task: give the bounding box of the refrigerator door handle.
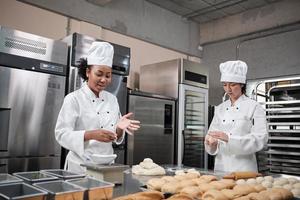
[0,108,10,152]
[181,130,185,164]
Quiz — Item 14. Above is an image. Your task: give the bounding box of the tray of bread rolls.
[135,170,300,200]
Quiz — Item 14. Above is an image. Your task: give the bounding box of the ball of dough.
[175,170,185,175]
[246,178,257,185]
[274,179,287,186]
[256,177,264,184]
[143,158,153,163]
[291,188,300,198]
[293,182,300,189]
[236,179,246,185]
[283,184,293,191]
[288,177,298,184]
[278,178,289,185]
[264,176,274,182]
[261,181,273,188]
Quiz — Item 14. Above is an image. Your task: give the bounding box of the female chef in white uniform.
[55,42,140,173]
[205,60,268,172]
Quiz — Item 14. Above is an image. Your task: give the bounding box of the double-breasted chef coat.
[55,83,124,174]
[205,94,268,172]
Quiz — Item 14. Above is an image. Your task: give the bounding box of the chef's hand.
[117,112,140,135]
[84,129,117,142]
[209,131,229,142]
[205,134,218,147]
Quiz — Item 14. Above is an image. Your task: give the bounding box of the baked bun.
[166,193,194,200]
[161,176,177,183]
[202,189,230,200]
[161,182,180,194]
[233,184,256,196]
[247,192,270,200]
[113,191,164,200]
[147,178,166,191]
[221,189,242,199]
[180,186,203,199]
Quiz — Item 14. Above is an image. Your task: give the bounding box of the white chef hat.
[220,60,248,83]
[87,41,114,67]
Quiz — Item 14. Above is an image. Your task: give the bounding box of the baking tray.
[0,174,23,185]
[13,171,59,184]
[41,169,85,180]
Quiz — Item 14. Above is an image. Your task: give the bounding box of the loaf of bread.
[209,181,235,190]
[269,188,294,200]
[200,175,218,182]
[247,192,270,200]
[161,182,181,194]
[202,189,230,200]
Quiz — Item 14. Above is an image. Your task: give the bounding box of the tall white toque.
[87,41,114,67]
[220,60,248,84]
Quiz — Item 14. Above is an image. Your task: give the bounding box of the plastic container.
[33,180,84,200]
[41,169,85,180]
[67,177,114,200]
[13,171,59,184]
[0,182,47,200]
[0,174,23,185]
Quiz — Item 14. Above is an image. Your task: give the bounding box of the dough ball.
[256,177,264,184]
[264,176,274,182]
[175,170,185,175]
[278,178,289,185]
[261,181,273,188]
[291,188,300,198]
[143,158,153,163]
[246,178,257,185]
[293,182,300,189]
[236,179,246,185]
[283,184,293,191]
[274,179,287,186]
[288,177,298,184]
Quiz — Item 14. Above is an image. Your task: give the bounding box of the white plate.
[90,154,117,165]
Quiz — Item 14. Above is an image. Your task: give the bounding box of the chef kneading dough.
[132,158,166,175]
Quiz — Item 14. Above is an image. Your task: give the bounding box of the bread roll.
[233,196,250,200]
[161,176,177,183]
[264,176,274,183]
[166,193,194,200]
[200,175,218,182]
[193,178,211,185]
[269,188,294,200]
[293,182,300,189]
[184,172,200,179]
[283,184,293,191]
[247,192,270,200]
[256,177,264,184]
[210,181,235,190]
[147,178,166,191]
[236,179,246,185]
[259,190,281,200]
[161,182,181,194]
[233,184,256,196]
[252,184,266,192]
[174,174,188,181]
[221,189,243,199]
[246,178,257,185]
[113,191,164,200]
[177,179,197,191]
[202,189,230,200]
[198,183,218,192]
[287,177,298,184]
[291,188,300,198]
[261,181,272,188]
[180,186,203,199]
[175,170,185,175]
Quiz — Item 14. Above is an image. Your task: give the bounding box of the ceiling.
[146,0,283,24]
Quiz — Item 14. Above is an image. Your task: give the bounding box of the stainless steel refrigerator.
[127,91,176,165]
[62,33,130,164]
[0,26,68,173]
[140,58,209,168]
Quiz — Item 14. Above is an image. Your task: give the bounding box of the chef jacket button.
[226,108,229,110]
[97,112,100,115]
[232,120,235,122]
[236,107,239,110]
[102,99,104,102]
[230,133,232,135]
[107,111,109,114]
[92,100,95,102]
[111,124,114,126]
[223,120,225,122]
[101,126,103,128]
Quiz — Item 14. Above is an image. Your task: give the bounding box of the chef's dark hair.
[77,58,89,81]
[241,83,246,94]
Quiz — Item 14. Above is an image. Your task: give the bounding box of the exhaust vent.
[4,36,46,55]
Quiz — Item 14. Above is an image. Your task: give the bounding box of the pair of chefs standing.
[55,41,267,173]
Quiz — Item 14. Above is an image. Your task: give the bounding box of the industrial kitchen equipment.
[0,26,68,173]
[62,33,130,164]
[127,90,176,165]
[140,58,209,168]
[248,76,300,175]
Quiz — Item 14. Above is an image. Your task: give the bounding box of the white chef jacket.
[55,83,124,173]
[205,95,268,172]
